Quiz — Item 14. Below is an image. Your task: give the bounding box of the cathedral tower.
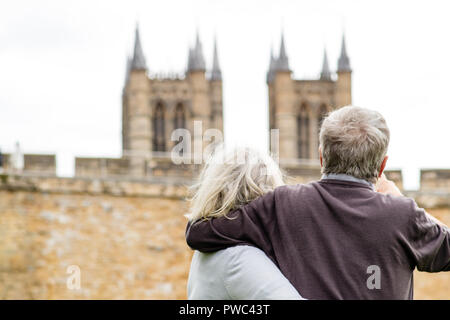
[267,32,352,163]
[123,26,151,175]
[121,26,224,177]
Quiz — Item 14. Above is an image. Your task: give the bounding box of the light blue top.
[187,245,304,300]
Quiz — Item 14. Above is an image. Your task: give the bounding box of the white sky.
[1,0,449,190]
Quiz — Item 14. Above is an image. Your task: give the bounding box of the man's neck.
[321,173,375,190]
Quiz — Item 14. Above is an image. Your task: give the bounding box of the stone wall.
[405,190,450,209]
[0,174,188,198]
[0,174,448,299]
[0,190,190,299]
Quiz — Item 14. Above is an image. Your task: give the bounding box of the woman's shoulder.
[222,245,265,259]
[222,245,277,277]
[200,245,269,276]
[221,245,303,300]
[192,245,263,264]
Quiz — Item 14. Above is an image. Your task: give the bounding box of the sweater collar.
[321,173,375,190]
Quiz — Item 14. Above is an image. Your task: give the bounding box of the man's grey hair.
[319,106,390,183]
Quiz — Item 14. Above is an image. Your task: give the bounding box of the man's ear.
[319,148,323,168]
[378,155,389,178]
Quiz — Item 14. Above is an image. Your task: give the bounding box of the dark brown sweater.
[186,179,450,299]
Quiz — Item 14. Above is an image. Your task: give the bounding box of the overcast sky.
[1,0,449,189]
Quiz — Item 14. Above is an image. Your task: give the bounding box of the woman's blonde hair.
[186,146,284,221]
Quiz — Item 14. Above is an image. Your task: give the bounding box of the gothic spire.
[320,48,331,80]
[131,25,147,70]
[266,45,275,83]
[188,30,206,72]
[337,33,351,72]
[210,37,222,81]
[276,31,290,71]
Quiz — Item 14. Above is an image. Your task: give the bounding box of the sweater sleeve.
[223,246,304,300]
[185,190,278,264]
[406,200,450,272]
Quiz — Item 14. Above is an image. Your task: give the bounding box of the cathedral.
[75,26,351,180]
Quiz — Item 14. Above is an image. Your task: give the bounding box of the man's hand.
[376,174,403,196]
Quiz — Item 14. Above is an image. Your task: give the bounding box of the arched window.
[174,103,186,130]
[297,104,310,159]
[318,104,328,131]
[153,101,166,152]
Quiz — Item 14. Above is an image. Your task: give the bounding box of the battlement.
[384,169,403,190]
[281,160,403,189]
[75,155,200,180]
[75,157,131,178]
[1,153,56,175]
[0,166,406,199]
[420,169,450,192]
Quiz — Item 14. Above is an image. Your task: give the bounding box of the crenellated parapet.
[1,153,56,176]
[420,169,450,192]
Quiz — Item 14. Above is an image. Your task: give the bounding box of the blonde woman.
[186,147,304,300]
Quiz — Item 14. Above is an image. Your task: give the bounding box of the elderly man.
[186,106,450,299]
